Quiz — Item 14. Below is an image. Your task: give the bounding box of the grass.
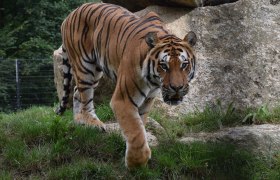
[150,101,280,138]
[0,102,279,179]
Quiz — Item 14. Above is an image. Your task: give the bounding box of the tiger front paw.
[125,143,151,169]
[74,112,106,131]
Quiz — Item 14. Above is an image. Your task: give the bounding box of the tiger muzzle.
[162,85,189,106]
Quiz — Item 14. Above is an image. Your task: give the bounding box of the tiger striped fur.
[55,2,197,168]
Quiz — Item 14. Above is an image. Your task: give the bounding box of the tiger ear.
[183,31,197,47]
[145,32,159,48]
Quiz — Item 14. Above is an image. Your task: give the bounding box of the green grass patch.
[95,102,114,122]
[0,104,279,179]
[151,101,280,138]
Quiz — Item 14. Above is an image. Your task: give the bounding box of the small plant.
[242,105,280,124]
[182,100,242,132]
[95,102,114,122]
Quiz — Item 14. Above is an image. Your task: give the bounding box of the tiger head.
[143,31,197,105]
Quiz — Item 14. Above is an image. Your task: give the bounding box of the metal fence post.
[15,59,21,110]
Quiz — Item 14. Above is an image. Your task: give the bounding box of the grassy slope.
[0,104,279,179]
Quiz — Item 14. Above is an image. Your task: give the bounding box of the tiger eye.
[160,64,168,70]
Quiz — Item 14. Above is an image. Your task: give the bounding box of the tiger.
[55,2,197,169]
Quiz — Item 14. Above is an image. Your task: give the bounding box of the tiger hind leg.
[73,61,105,129]
[55,47,72,115]
[73,86,80,115]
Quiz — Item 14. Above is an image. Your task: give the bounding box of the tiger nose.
[170,84,184,92]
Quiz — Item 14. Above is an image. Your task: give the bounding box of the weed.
[243,105,280,124]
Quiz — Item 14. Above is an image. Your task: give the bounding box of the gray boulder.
[180,124,280,154]
[102,0,238,12]
[136,0,280,114]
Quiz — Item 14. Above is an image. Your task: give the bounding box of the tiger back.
[56,2,197,169]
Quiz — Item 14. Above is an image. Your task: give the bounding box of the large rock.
[180,124,280,154]
[102,0,238,12]
[136,0,280,114]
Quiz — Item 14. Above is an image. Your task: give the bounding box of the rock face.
[136,0,280,114]
[102,0,238,12]
[180,124,280,154]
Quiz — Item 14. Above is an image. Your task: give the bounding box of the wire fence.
[0,58,57,112]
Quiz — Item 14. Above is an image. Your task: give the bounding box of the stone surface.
[102,0,238,12]
[180,124,280,154]
[136,0,280,114]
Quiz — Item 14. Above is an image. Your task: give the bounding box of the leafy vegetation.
[0,104,279,179]
[0,0,99,59]
[0,0,100,112]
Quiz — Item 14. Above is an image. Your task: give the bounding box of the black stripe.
[84,98,93,107]
[96,65,103,72]
[83,3,95,21]
[155,51,160,59]
[125,78,138,107]
[119,18,138,42]
[103,57,110,77]
[62,96,68,103]
[74,96,81,102]
[82,24,89,42]
[80,40,92,61]
[132,79,146,98]
[78,79,93,86]
[94,6,113,27]
[152,60,156,75]
[63,84,71,94]
[134,25,165,37]
[71,10,78,45]
[88,4,109,22]
[75,55,94,77]
[139,112,147,116]
[77,87,90,93]
[104,10,116,68]
[146,59,160,86]
[113,14,131,29]
[77,4,90,31]
[65,12,80,58]
[121,25,164,56]
[147,75,160,87]
[115,20,126,56]
[113,72,117,82]
[118,75,125,101]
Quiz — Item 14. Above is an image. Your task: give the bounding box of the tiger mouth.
[162,95,183,106]
[162,86,189,106]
